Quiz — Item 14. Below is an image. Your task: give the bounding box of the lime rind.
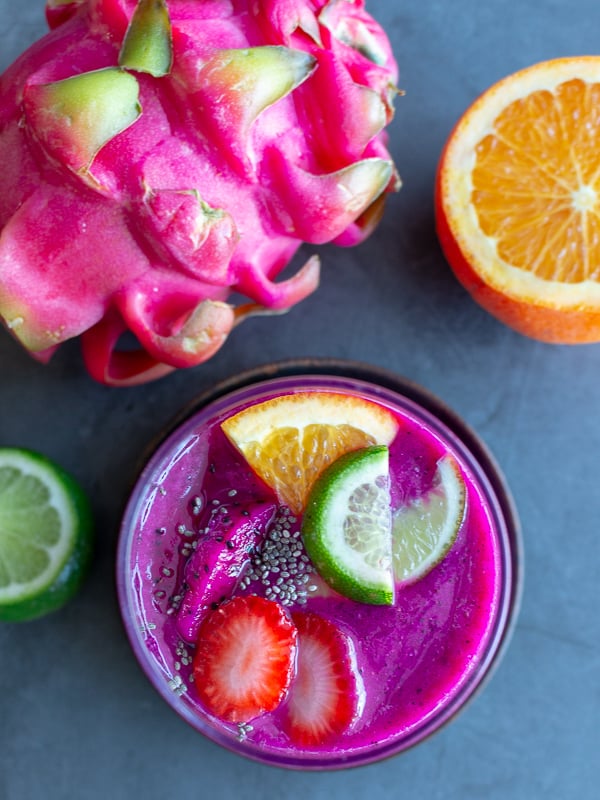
[392,455,466,585]
[302,446,394,605]
[0,448,93,621]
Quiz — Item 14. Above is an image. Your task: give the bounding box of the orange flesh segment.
[221,392,399,515]
[472,78,600,284]
[238,424,377,515]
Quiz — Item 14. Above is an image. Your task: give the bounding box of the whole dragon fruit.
[0,0,399,385]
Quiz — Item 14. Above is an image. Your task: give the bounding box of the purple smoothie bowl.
[116,358,523,769]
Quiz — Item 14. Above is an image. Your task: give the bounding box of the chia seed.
[167,675,185,696]
[139,622,156,633]
[239,505,315,607]
[237,722,253,741]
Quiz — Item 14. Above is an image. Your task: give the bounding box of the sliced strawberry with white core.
[284,612,364,746]
[192,595,297,723]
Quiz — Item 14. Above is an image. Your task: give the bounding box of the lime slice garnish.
[301,446,393,605]
[392,455,466,584]
[0,448,93,622]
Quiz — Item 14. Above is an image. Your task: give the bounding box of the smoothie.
[117,367,520,768]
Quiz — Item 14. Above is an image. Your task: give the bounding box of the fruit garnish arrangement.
[2,0,598,758]
[0,0,400,386]
[169,392,466,745]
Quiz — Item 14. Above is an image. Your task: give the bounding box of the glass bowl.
[116,358,523,769]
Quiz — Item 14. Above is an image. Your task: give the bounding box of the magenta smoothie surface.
[117,366,521,769]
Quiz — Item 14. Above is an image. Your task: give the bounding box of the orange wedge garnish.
[221,391,398,514]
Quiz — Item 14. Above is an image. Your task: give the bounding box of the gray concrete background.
[1,1,599,798]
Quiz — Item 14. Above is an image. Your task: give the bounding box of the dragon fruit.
[0,0,400,385]
[176,499,277,643]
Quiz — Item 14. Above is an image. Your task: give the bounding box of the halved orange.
[221,391,399,514]
[436,57,600,343]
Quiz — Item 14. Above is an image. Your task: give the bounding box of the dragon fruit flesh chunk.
[175,499,277,643]
[0,0,400,385]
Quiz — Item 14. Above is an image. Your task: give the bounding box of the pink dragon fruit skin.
[175,499,277,643]
[0,0,400,386]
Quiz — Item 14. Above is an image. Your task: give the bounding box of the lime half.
[301,446,393,605]
[0,448,93,622]
[392,455,466,584]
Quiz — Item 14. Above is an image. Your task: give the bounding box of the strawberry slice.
[192,595,297,723]
[283,612,365,746]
